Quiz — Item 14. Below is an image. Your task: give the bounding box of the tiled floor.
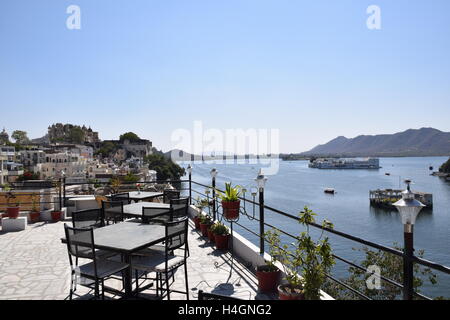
[0,218,274,300]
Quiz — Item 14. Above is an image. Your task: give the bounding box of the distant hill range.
[301,128,450,157]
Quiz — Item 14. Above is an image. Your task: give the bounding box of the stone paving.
[0,218,273,300]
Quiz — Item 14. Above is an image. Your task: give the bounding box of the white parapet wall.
[188,205,334,300]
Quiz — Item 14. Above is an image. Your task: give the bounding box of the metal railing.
[2,176,449,300]
[188,176,450,301]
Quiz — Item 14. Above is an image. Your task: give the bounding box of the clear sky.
[1,0,449,153]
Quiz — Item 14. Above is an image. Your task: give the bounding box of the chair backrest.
[111,192,130,205]
[198,290,242,300]
[170,197,189,219]
[101,200,124,223]
[64,223,96,260]
[163,189,180,203]
[142,207,173,224]
[72,208,104,229]
[165,217,188,252]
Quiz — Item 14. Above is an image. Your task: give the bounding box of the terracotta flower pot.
[256,266,281,293]
[199,223,211,237]
[214,233,229,250]
[7,207,20,219]
[222,200,240,220]
[207,228,215,242]
[277,284,304,300]
[51,210,62,222]
[193,216,201,229]
[29,211,40,223]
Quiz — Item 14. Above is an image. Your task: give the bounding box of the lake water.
[184,157,450,298]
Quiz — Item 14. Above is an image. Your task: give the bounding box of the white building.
[35,152,88,179]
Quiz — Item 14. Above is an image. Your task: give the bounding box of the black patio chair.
[170,197,189,220]
[131,217,190,300]
[163,189,180,204]
[72,208,104,229]
[101,200,125,224]
[111,192,131,205]
[64,224,129,300]
[141,207,173,225]
[198,290,242,300]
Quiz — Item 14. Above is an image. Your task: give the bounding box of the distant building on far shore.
[309,157,380,169]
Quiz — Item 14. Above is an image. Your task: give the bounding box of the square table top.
[106,191,163,201]
[123,202,170,217]
[128,191,163,201]
[62,221,166,254]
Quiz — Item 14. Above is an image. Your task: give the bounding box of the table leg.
[124,254,133,297]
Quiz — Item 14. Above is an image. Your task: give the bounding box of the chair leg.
[101,279,105,300]
[184,264,189,300]
[165,271,170,300]
[94,280,100,299]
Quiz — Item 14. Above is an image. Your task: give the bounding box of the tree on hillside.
[11,130,29,145]
[69,127,85,144]
[119,132,140,142]
[95,141,118,157]
[144,153,185,181]
[322,244,441,300]
[439,158,450,173]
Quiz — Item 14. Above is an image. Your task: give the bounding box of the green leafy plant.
[297,207,335,300]
[6,192,20,207]
[266,206,335,300]
[323,243,443,300]
[110,176,121,193]
[31,195,40,212]
[216,182,242,202]
[195,197,212,210]
[199,215,213,225]
[263,229,282,272]
[211,222,229,236]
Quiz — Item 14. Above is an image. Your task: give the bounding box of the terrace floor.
[0,218,275,300]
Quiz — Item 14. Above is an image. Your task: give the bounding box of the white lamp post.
[255,169,267,191]
[393,179,425,300]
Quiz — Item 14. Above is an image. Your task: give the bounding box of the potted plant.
[193,213,201,230]
[6,192,20,219]
[199,215,213,237]
[194,197,211,229]
[216,182,242,220]
[275,206,335,300]
[207,222,216,243]
[256,230,282,293]
[211,222,230,250]
[28,195,40,223]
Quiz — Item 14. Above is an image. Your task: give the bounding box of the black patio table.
[61,221,166,298]
[112,191,163,203]
[122,202,171,218]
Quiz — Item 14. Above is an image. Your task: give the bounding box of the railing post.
[403,224,414,300]
[188,173,192,205]
[259,187,265,255]
[255,170,267,256]
[63,177,66,208]
[212,176,216,221]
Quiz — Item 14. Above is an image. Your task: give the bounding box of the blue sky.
[1,0,449,153]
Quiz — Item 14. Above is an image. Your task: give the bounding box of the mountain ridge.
[302,128,450,157]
